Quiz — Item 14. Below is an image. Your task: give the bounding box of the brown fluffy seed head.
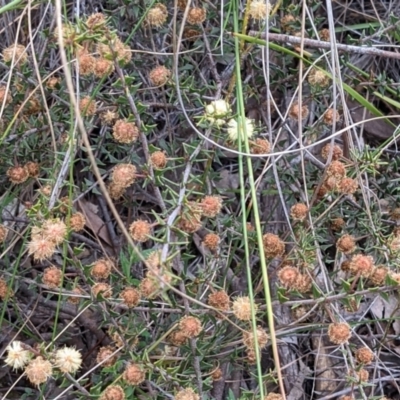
[94,58,114,78]
[249,0,272,20]
[0,225,8,243]
[79,96,97,116]
[208,290,230,311]
[178,202,202,233]
[139,277,160,299]
[121,287,140,308]
[281,14,297,33]
[46,76,61,89]
[2,44,28,65]
[150,151,167,169]
[28,237,56,261]
[92,283,112,298]
[293,273,312,293]
[69,212,86,232]
[0,85,12,105]
[86,13,107,30]
[55,347,82,374]
[0,278,13,300]
[101,109,118,125]
[175,388,200,400]
[203,233,220,252]
[200,195,222,218]
[263,233,285,258]
[288,102,309,120]
[96,346,117,367]
[336,234,356,254]
[168,330,188,346]
[129,220,151,242]
[319,28,330,41]
[96,37,131,64]
[25,356,53,386]
[369,266,388,286]
[179,316,202,338]
[211,367,223,381]
[327,160,346,179]
[103,385,125,400]
[112,119,139,144]
[187,7,207,24]
[331,217,345,231]
[232,296,257,320]
[7,166,29,184]
[390,208,400,221]
[91,259,113,280]
[355,368,369,382]
[264,394,284,400]
[308,68,329,87]
[146,4,168,27]
[183,27,201,41]
[112,163,137,188]
[355,347,374,365]
[149,65,171,86]
[290,203,308,221]
[349,254,374,277]
[338,177,358,195]
[323,108,340,125]
[277,266,300,289]
[328,322,351,344]
[107,182,126,200]
[42,219,67,245]
[123,363,146,385]
[242,327,269,350]
[250,138,271,154]
[77,49,95,75]
[42,266,63,288]
[321,144,343,161]
[24,161,39,178]
[68,286,83,304]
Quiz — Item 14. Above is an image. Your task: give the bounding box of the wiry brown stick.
[247,31,400,60]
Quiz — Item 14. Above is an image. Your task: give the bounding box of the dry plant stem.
[247,31,400,60]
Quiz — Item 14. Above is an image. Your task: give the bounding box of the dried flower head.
[290,203,308,221]
[349,254,374,277]
[338,177,358,195]
[112,119,139,144]
[0,85,12,105]
[355,347,374,365]
[211,367,223,381]
[77,49,95,75]
[281,14,297,33]
[107,182,126,200]
[319,28,330,41]
[323,108,340,125]
[42,266,63,288]
[293,273,312,293]
[46,76,60,89]
[242,326,269,350]
[144,250,162,271]
[86,13,107,30]
[277,266,300,289]
[97,36,131,64]
[7,165,29,184]
[249,0,272,20]
[58,195,72,214]
[25,356,53,386]
[0,278,13,300]
[2,44,28,65]
[336,234,356,254]
[5,341,32,370]
[203,233,220,252]
[208,290,230,311]
[129,220,151,242]
[308,68,329,87]
[24,161,39,178]
[123,362,146,385]
[200,195,222,218]
[100,109,118,125]
[177,202,202,233]
[250,138,271,154]
[55,347,82,373]
[94,57,114,78]
[168,330,188,346]
[121,287,141,308]
[0,225,8,243]
[390,208,400,221]
[146,4,168,27]
[288,102,309,120]
[42,219,67,245]
[102,385,125,400]
[68,286,84,304]
[28,236,56,261]
[150,151,167,169]
[79,96,97,116]
[327,160,346,179]
[179,316,202,338]
[91,259,113,280]
[355,368,369,382]
[369,265,388,286]
[96,346,117,367]
[263,233,285,258]
[139,277,160,299]
[328,322,351,344]
[205,99,230,119]
[187,7,207,24]
[232,296,257,321]
[149,65,171,86]
[183,27,201,41]
[175,388,200,400]
[69,212,86,232]
[92,282,112,298]
[227,117,254,142]
[331,217,345,231]
[112,163,137,188]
